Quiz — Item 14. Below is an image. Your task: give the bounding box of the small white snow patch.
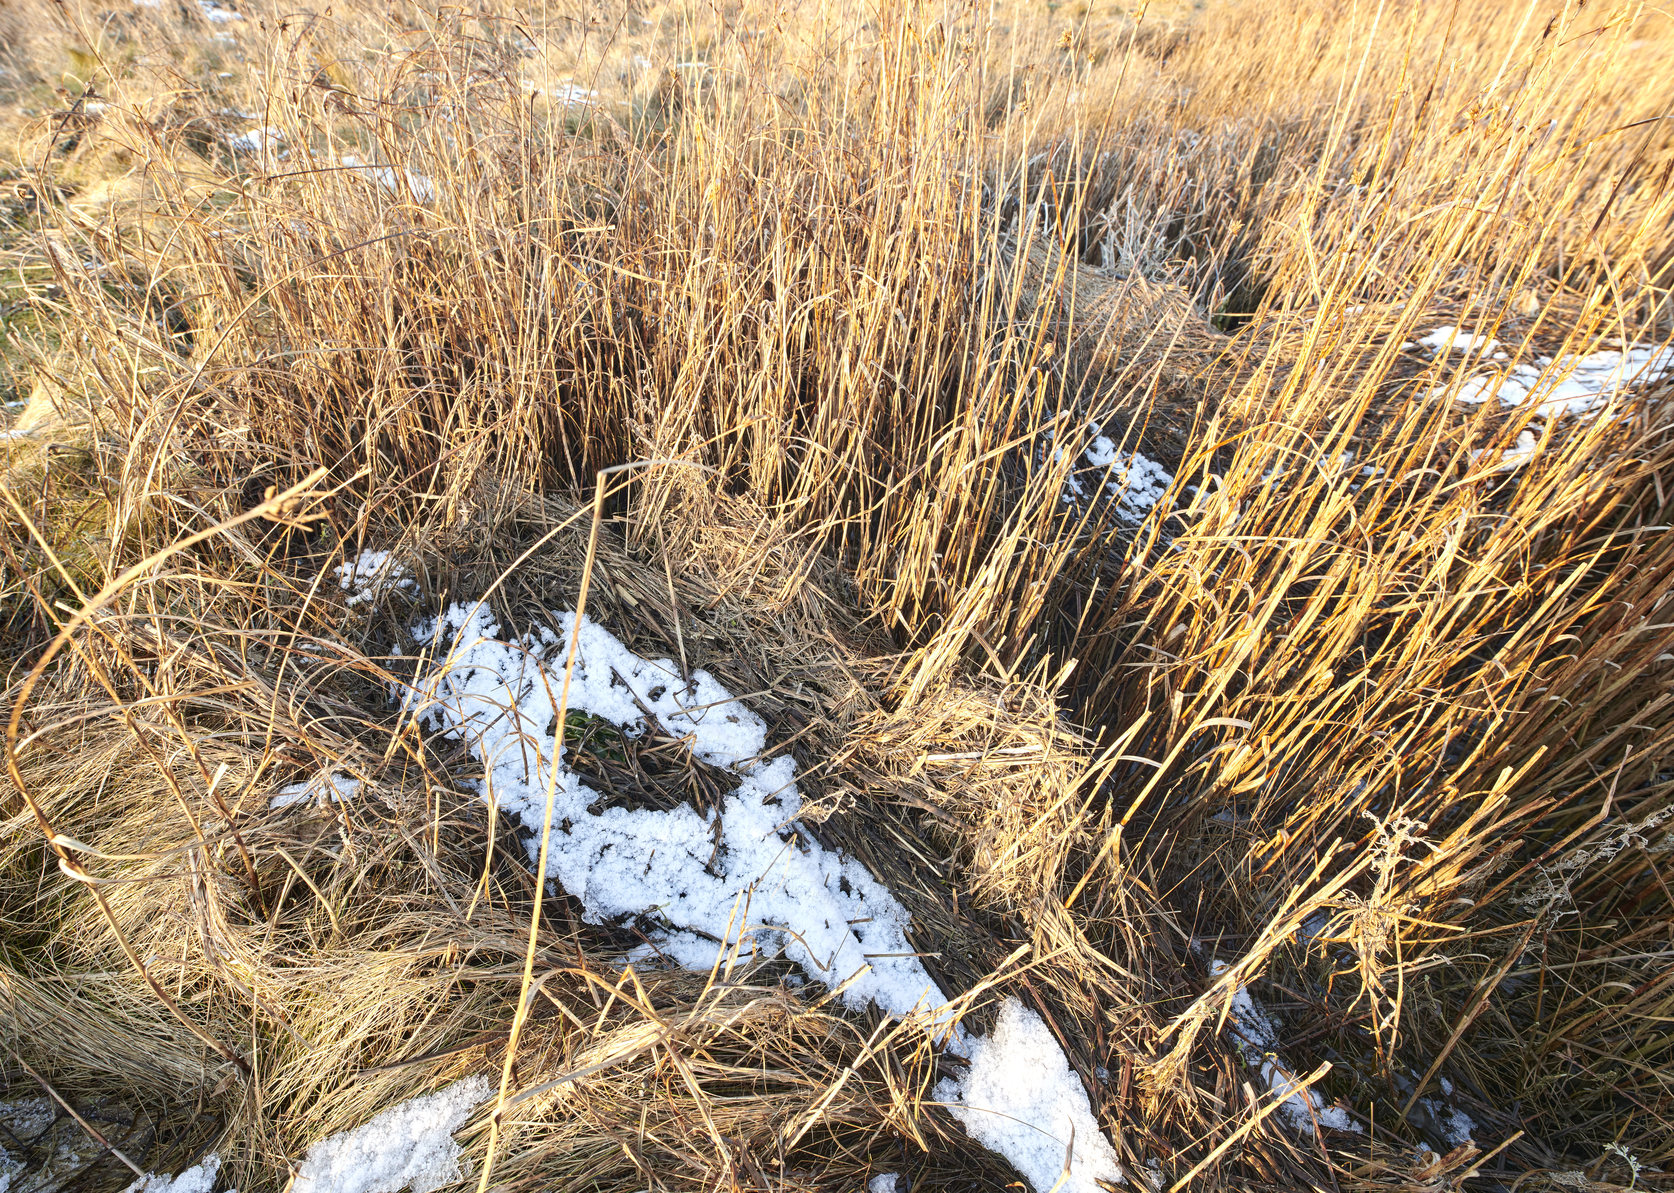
[291,1076,491,1193]
[544,82,598,106]
[936,998,1125,1193]
[1467,429,1539,473]
[1083,432,1174,524]
[227,127,280,154]
[199,1,242,20]
[1416,1094,1476,1148]
[121,1156,224,1193]
[339,155,436,203]
[867,1175,899,1193]
[334,550,418,607]
[1211,960,1358,1134]
[1418,326,1498,355]
[272,772,362,810]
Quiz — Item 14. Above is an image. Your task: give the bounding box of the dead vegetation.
[1,0,1672,1190]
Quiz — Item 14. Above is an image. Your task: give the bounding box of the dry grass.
[1,0,1672,1190]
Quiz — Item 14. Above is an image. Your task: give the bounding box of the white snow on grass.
[936,998,1126,1193]
[1,1094,53,1186]
[1417,326,1498,355]
[406,601,1125,1192]
[542,82,598,106]
[408,600,950,1021]
[1211,960,1358,1134]
[227,127,280,154]
[1417,1097,1477,1148]
[272,771,362,810]
[121,1156,224,1193]
[292,1075,491,1193]
[1428,342,1673,421]
[867,1175,899,1193]
[1083,429,1174,524]
[339,156,436,203]
[1466,428,1540,472]
[334,550,418,607]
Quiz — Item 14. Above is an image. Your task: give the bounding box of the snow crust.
[936,998,1126,1193]
[340,156,436,203]
[1467,428,1539,472]
[1211,960,1358,1133]
[543,83,598,106]
[227,127,279,154]
[1428,340,1673,421]
[1418,1097,1477,1148]
[292,1076,492,1193]
[406,600,1125,1191]
[121,1156,224,1193]
[408,601,949,1020]
[1418,326,1498,354]
[1084,433,1174,524]
[867,1175,899,1193]
[334,550,418,607]
[272,772,362,809]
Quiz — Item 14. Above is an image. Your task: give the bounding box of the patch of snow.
[1498,429,1538,469]
[1211,960,1359,1134]
[0,1098,53,1150]
[543,82,598,106]
[227,126,280,154]
[1418,326,1498,355]
[121,1156,224,1193]
[1468,429,1539,472]
[272,772,362,810]
[199,1,242,21]
[1431,344,1673,422]
[339,155,436,203]
[1443,375,1502,406]
[408,601,950,1021]
[867,1176,899,1193]
[407,602,1125,1191]
[334,549,418,607]
[1417,1096,1476,1148]
[292,1076,491,1193]
[936,998,1125,1193]
[1083,431,1174,524]
[1141,1159,1164,1192]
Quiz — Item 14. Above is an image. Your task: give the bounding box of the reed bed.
[1,0,1671,1190]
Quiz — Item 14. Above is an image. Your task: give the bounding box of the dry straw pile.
[1,0,1672,1189]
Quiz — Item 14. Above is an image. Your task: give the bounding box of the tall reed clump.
[3,0,1673,1188]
